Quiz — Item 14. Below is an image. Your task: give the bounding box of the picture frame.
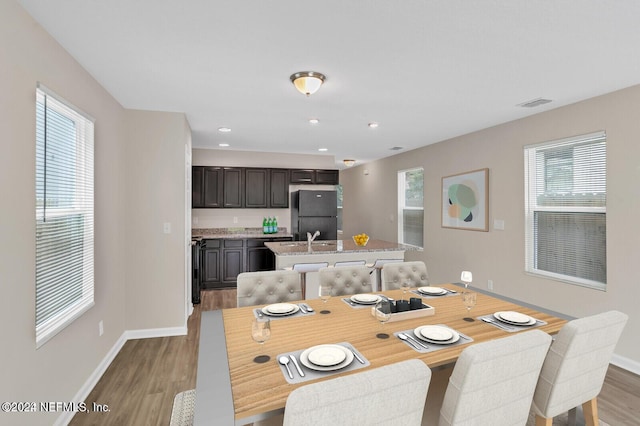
[441,168,489,231]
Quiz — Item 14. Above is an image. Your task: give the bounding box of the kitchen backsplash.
[191,208,290,230]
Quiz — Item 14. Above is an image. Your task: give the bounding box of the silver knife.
[289,355,305,376]
[299,304,307,314]
[351,349,365,364]
[405,333,430,349]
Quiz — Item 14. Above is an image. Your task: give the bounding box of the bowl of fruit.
[352,233,370,246]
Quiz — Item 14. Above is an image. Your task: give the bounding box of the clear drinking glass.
[461,290,477,322]
[375,299,392,339]
[319,283,332,314]
[401,281,411,299]
[251,317,271,363]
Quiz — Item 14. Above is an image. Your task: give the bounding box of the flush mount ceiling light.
[343,159,356,167]
[290,71,326,96]
[309,118,319,124]
[218,143,230,147]
[318,147,328,152]
[218,127,231,133]
[368,122,379,128]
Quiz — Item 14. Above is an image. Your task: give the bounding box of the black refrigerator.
[291,190,338,241]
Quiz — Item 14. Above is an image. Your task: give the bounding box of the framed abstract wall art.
[442,168,489,231]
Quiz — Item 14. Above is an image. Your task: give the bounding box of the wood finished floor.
[70,289,640,425]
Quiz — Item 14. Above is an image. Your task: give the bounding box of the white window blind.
[35,84,95,348]
[398,168,424,248]
[524,131,606,290]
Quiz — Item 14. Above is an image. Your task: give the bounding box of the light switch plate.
[163,222,171,234]
[494,219,505,230]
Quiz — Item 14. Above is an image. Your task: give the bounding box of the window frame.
[35,84,95,348]
[397,167,424,248]
[524,131,607,291]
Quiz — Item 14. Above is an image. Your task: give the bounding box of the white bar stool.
[367,259,400,291]
[334,260,366,267]
[292,262,329,299]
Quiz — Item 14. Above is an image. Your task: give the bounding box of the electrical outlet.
[163,222,171,234]
[99,320,104,336]
[193,217,199,225]
[488,280,494,290]
[233,216,238,224]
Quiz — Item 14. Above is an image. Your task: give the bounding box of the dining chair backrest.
[381,261,429,291]
[531,310,628,425]
[236,270,302,308]
[283,359,431,426]
[318,265,373,296]
[333,259,366,267]
[439,330,552,426]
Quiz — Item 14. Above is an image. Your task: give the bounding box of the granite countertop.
[192,227,293,241]
[264,239,420,256]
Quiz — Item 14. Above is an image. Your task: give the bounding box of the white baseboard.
[611,353,640,376]
[54,333,127,426]
[56,325,188,425]
[123,325,187,340]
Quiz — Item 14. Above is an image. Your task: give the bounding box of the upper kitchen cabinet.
[290,169,339,185]
[192,166,223,208]
[245,168,269,208]
[223,167,244,208]
[269,169,289,208]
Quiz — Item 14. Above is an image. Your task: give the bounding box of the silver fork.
[482,317,514,331]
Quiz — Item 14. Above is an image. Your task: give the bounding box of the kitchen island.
[265,239,419,295]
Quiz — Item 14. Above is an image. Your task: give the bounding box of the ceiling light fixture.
[290,71,326,96]
[343,159,356,167]
[368,122,379,128]
[218,143,230,147]
[309,118,319,124]
[218,127,231,133]
[318,148,328,152]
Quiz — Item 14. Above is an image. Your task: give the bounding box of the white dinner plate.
[351,294,381,304]
[307,345,347,366]
[414,325,460,345]
[262,303,299,316]
[494,311,536,326]
[417,286,447,296]
[300,345,354,371]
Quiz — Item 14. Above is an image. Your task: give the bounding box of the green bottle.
[273,216,278,234]
[263,217,268,234]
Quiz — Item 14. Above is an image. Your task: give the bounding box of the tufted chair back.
[318,265,373,297]
[381,261,429,291]
[236,270,303,308]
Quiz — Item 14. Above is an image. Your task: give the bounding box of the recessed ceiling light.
[368,122,379,128]
[219,143,230,147]
[309,118,319,124]
[218,127,231,133]
[318,148,328,152]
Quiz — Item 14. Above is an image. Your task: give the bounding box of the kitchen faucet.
[307,230,320,248]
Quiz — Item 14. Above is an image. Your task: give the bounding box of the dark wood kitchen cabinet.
[270,169,289,208]
[290,169,339,185]
[200,239,221,289]
[192,166,223,208]
[222,239,244,285]
[223,167,244,208]
[246,237,292,272]
[245,168,269,208]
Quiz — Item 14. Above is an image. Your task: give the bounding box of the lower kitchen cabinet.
[199,237,292,289]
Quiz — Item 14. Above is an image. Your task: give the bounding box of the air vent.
[517,98,552,108]
[389,146,404,151]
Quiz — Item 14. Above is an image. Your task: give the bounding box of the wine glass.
[461,290,477,322]
[375,299,392,339]
[401,281,412,299]
[251,317,271,363]
[461,271,473,289]
[319,283,332,314]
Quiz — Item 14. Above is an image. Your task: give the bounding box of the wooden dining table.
[193,284,569,426]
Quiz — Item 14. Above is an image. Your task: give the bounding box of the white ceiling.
[18,0,640,169]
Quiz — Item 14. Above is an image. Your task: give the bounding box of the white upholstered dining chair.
[283,359,431,426]
[531,310,628,426]
[381,260,429,291]
[236,270,302,307]
[439,330,552,426]
[318,265,373,296]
